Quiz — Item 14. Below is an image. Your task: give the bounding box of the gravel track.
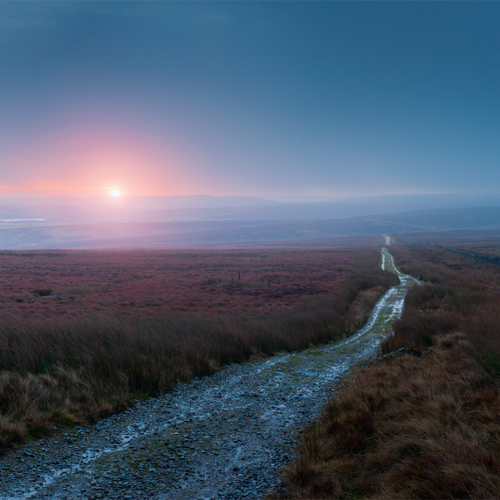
[0,248,416,500]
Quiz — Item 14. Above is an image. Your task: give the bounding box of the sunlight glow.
[110,189,121,197]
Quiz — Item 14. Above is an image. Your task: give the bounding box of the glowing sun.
[110,189,121,197]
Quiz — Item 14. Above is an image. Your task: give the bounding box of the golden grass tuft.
[273,243,500,499]
[276,341,500,499]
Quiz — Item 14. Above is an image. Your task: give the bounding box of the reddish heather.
[0,249,354,320]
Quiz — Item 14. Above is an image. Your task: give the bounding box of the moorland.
[3,224,500,499]
[0,244,398,449]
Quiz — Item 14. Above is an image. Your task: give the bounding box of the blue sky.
[1,1,499,198]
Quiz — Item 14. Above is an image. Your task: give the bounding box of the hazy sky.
[1,1,499,199]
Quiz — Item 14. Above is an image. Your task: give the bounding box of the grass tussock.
[277,336,500,499]
[0,247,397,450]
[275,243,500,499]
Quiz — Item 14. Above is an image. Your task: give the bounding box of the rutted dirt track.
[0,248,416,500]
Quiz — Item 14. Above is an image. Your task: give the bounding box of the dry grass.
[274,243,500,499]
[278,337,500,499]
[388,244,500,375]
[0,246,397,450]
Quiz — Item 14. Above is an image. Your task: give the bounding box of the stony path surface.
[0,248,416,500]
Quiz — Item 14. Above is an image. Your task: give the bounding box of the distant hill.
[2,193,500,224]
[0,195,278,223]
[1,205,500,249]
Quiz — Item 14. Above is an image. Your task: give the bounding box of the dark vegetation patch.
[0,247,397,450]
[275,240,500,499]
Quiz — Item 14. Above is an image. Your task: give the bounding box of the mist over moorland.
[2,193,500,249]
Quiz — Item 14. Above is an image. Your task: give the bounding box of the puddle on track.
[0,247,418,500]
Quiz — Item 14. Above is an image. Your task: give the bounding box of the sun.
[110,189,121,197]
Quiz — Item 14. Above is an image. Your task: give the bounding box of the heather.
[1,248,365,319]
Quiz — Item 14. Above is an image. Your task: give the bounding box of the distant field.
[395,229,500,255]
[394,230,500,292]
[1,248,359,321]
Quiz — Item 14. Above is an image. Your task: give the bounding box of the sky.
[1,1,499,200]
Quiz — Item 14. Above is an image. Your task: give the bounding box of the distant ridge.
[2,205,500,249]
[2,193,500,224]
